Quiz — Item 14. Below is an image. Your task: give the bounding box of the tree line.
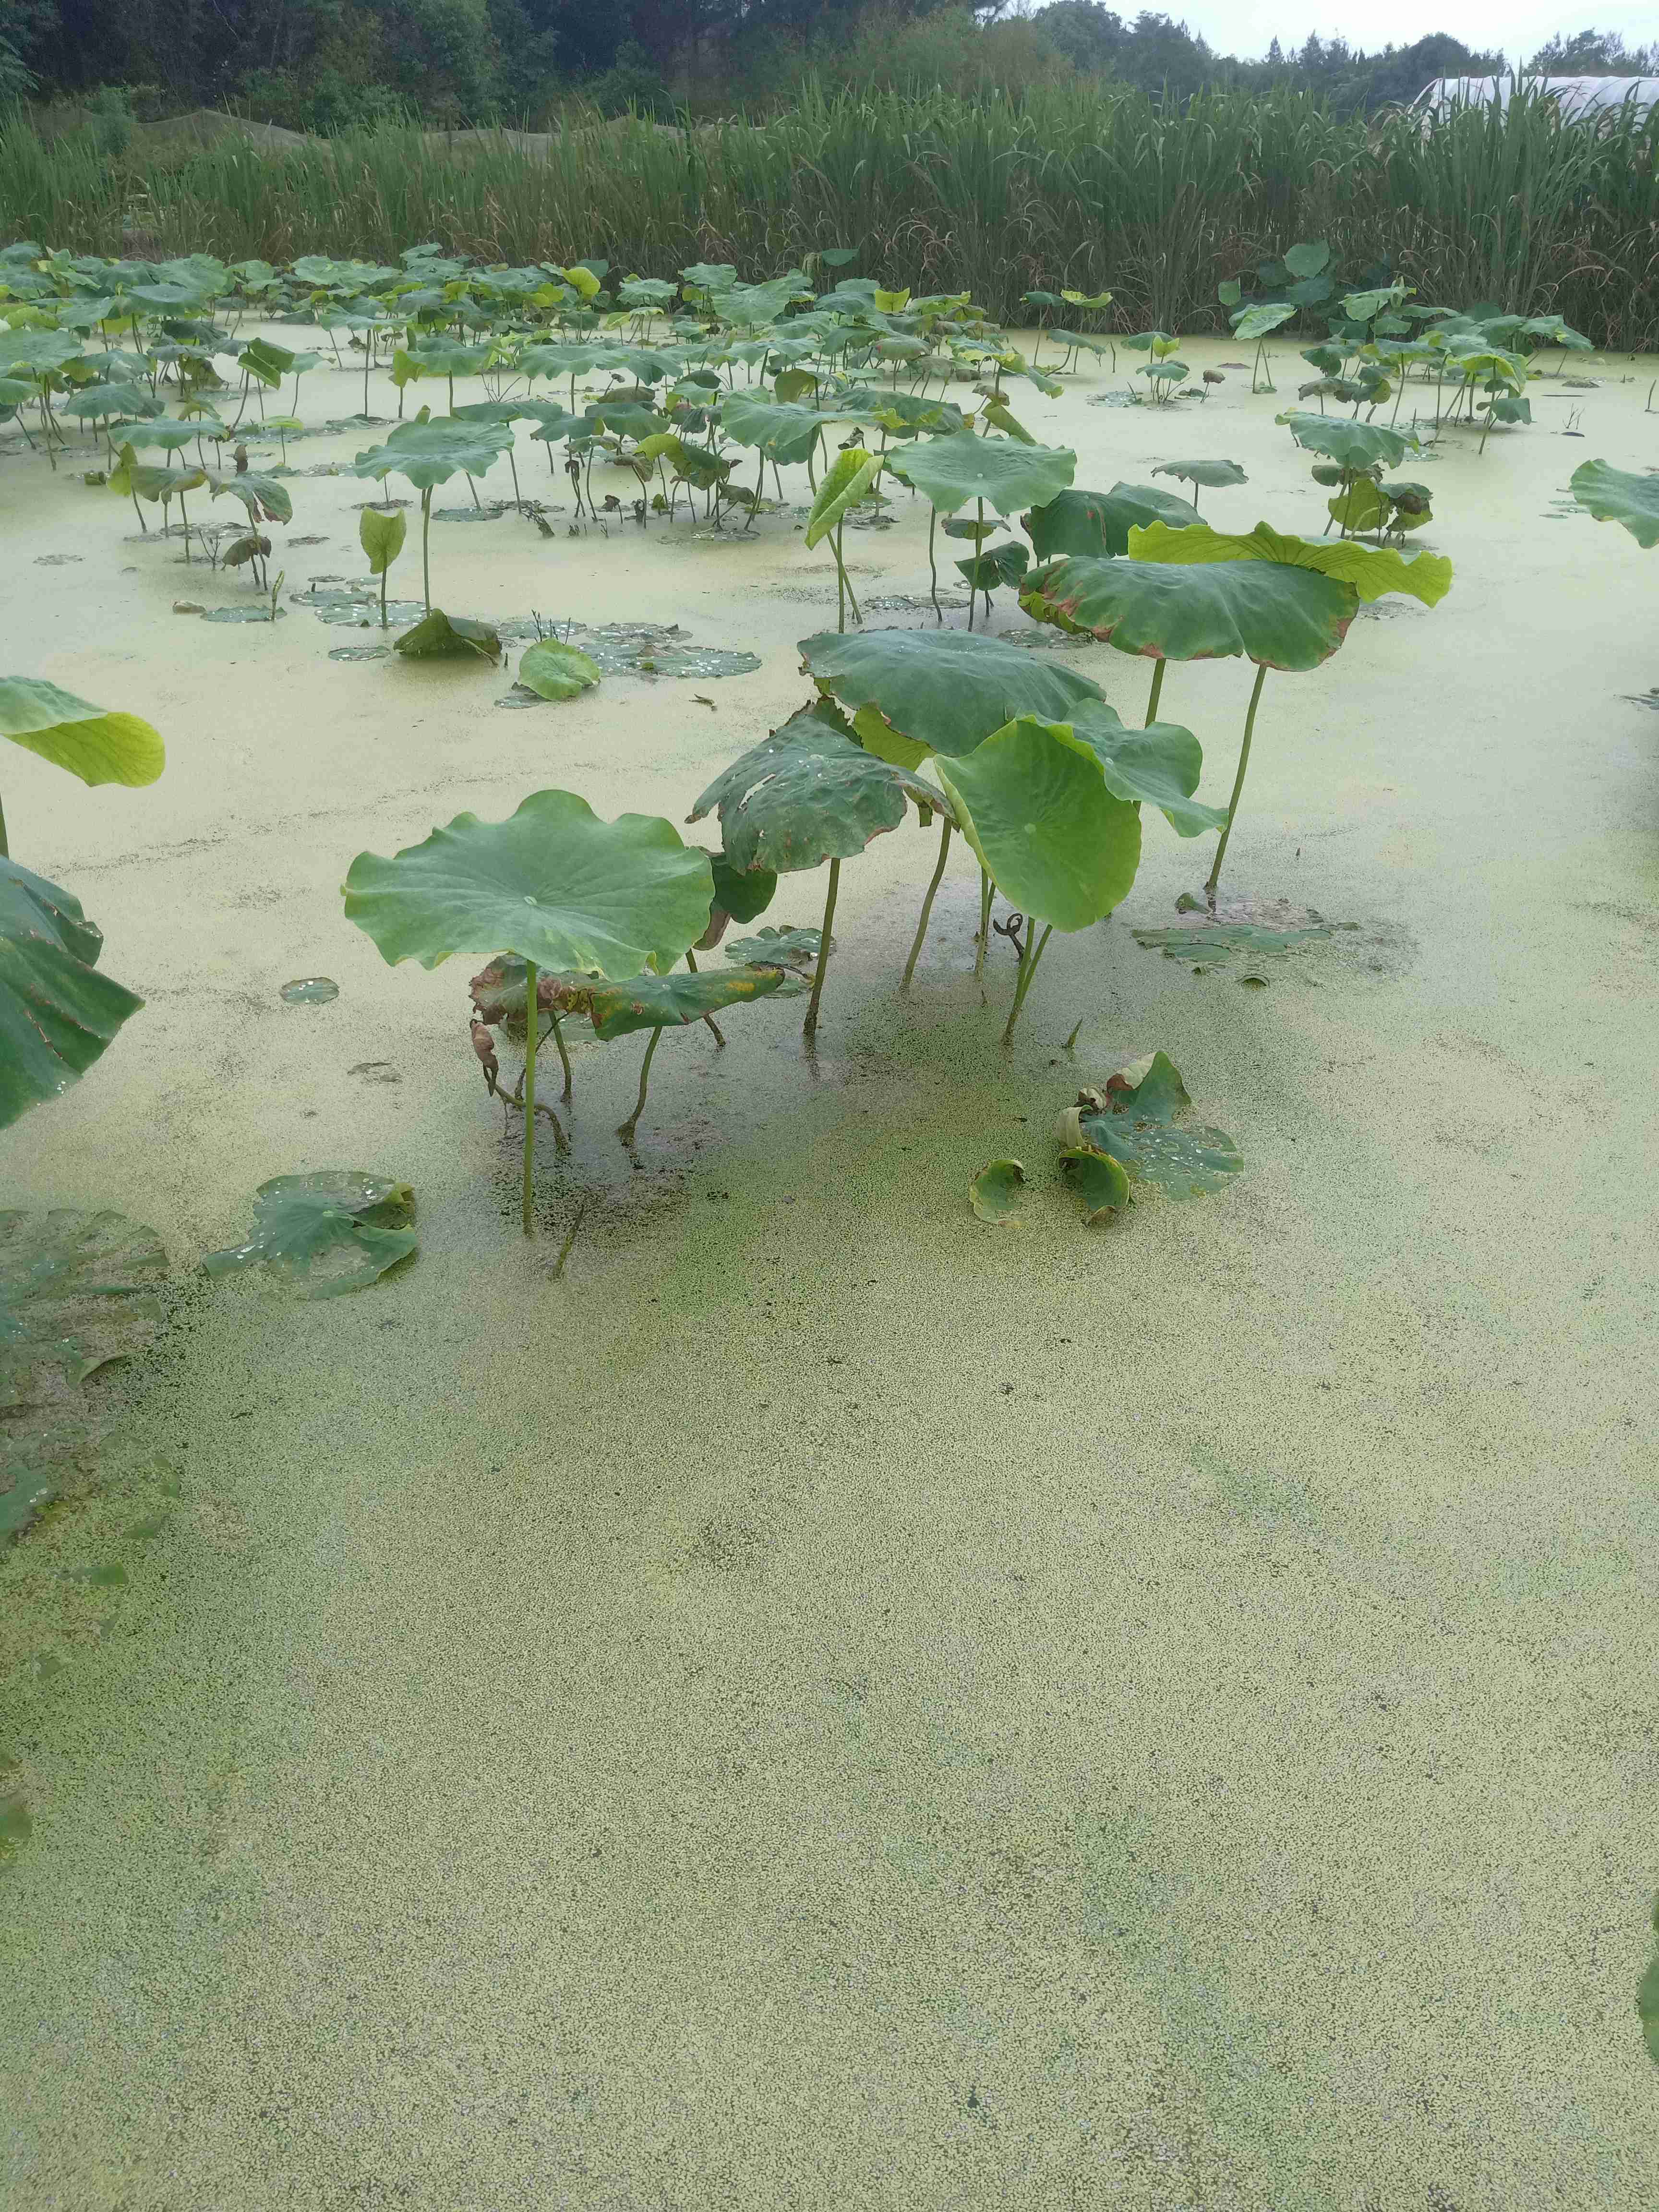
[0,0,1648,135]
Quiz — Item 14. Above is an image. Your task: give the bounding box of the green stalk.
[803,858,840,1040]
[548,1010,573,1102]
[420,484,432,612]
[521,958,538,1236]
[928,506,940,624]
[974,866,992,980]
[1145,658,1165,722]
[618,1026,661,1145]
[1205,662,1268,901]
[902,815,952,988]
[0,789,8,859]
[1000,922,1053,1048]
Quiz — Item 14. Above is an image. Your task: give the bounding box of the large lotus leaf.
[1232,301,1297,341]
[1021,553,1355,671]
[1,1207,168,1537]
[0,330,82,376]
[0,858,145,1129]
[719,393,846,465]
[1151,459,1249,492]
[1283,240,1331,280]
[0,677,164,789]
[1063,701,1225,837]
[60,382,160,423]
[798,626,1106,763]
[586,965,784,1038]
[351,407,512,492]
[1276,410,1419,471]
[1024,482,1198,561]
[203,1172,417,1298]
[889,429,1075,517]
[687,702,936,876]
[581,399,666,443]
[343,790,714,977]
[1570,460,1659,548]
[934,719,1142,932]
[1058,1052,1241,1198]
[805,449,879,548]
[1128,519,1453,609]
[120,418,202,454]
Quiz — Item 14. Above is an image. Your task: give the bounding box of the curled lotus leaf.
[1059,1147,1131,1223]
[935,719,1142,933]
[709,853,777,924]
[1231,301,1297,342]
[1021,552,1355,670]
[1055,1052,1241,1199]
[0,676,164,789]
[343,789,715,978]
[1023,482,1198,561]
[1569,460,1659,547]
[797,626,1106,764]
[203,1172,417,1298]
[0,858,144,1129]
[888,428,1075,517]
[1063,701,1224,837]
[1128,519,1453,608]
[394,611,503,661]
[359,505,407,573]
[955,541,1030,593]
[584,964,783,1038]
[805,449,879,548]
[970,1159,1025,1224]
[687,702,938,876]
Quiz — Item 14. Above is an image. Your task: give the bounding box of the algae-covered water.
[3,334,1658,2209]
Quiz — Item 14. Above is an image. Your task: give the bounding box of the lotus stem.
[1145,659,1165,723]
[522,958,538,1235]
[974,866,992,981]
[548,1010,573,1103]
[618,1025,661,1145]
[803,857,840,1040]
[684,947,724,1045]
[1205,661,1268,902]
[902,815,952,989]
[928,506,940,624]
[1000,922,1053,1048]
[421,485,432,613]
[0,789,8,859]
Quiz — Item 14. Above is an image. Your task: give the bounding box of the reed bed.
[5,83,1659,348]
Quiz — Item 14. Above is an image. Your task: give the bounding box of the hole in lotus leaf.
[279,976,339,1005]
[200,605,286,625]
[0,1210,168,1543]
[203,1172,417,1298]
[0,1797,32,1869]
[970,1158,1026,1224]
[328,645,390,663]
[1056,1052,1241,1200]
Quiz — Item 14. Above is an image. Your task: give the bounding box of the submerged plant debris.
[0,1208,168,1542]
[1057,1052,1242,1198]
[969,1157,1026,1223]
[203,1172,418,1298]
[278,976,339,1004]
[1133,895,1352,974]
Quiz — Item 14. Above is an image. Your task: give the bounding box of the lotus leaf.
[1063,701,1224,835]
[935,719,1142,932]
[1024,482,1198,561]
[1058,1052,1241,1198]
[1276,410,1419,472]
[1128,519,1453,608]
[719,393,847,466]
[1570,460,1659,547]
[1232,301,1297,341]
[709,854,777,923]
[1283,241,1331,280]
[956,541,1030,594]
[0,677,164,791]
[970,1159,1025,1224]
[0,857,145,1128]
[723,925,820,974]
[1,1207,167,1538]
[688,703,936,875]
[1151,459,1249,492]
[889,429,1075,517]
[1021,553,1354,670]
[584,965,783,1038]
[204,1172,417,1298]
[797,627,1106,763]
[518,638,602,699]
[359,505,407,574]
[351,407,511,492]
[343,790,714,979]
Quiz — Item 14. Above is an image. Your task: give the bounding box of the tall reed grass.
[5,83,1659,348]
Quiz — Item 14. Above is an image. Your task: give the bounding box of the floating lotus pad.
[204,1172,417,1298]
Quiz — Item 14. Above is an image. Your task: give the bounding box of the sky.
[1057,0,1659,66]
